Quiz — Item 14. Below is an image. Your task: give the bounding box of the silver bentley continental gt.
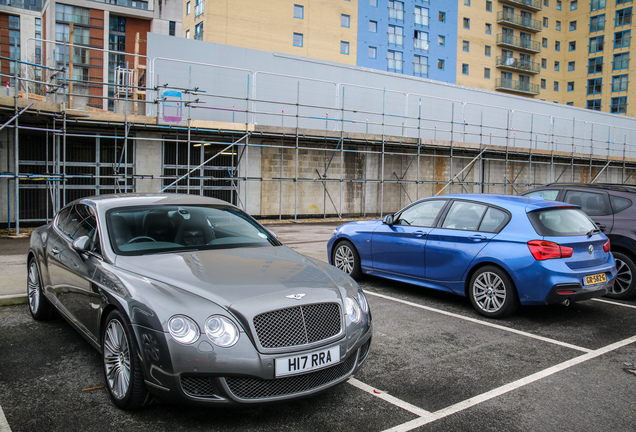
[27,194,372,409]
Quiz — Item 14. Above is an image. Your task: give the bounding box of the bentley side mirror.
[72,236,91,253]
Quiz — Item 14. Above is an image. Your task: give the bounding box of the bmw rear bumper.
[544,277,615,305]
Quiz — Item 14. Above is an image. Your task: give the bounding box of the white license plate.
[275,346,340,377]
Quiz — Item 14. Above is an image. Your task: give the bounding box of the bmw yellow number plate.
[584,273,607,285]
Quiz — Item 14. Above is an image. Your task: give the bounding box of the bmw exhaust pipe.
[562,299,571,307]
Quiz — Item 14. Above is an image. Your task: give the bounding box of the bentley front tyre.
[606,251,636,299]
[27,258,54,320]
[333,240,362,279]
[102,310,151,409]
[469,266,519,318]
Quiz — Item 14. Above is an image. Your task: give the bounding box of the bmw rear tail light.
[527,240,574,260]
[603,239,610,253]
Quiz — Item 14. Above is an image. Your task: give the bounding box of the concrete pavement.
[0,221,345,306]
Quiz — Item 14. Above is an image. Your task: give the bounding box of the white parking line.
[382,334,636,432]
[365,291,591,353]
[592,298,636,309]
[0,403,11,432]
[348,378,432,417]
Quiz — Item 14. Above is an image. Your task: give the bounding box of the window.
[613,53,629,70]
[541,79,547,88]
[465,0,471,5]
[556,21,561,30]
[569,21,577,30]
[612,74,628,91]
[370,0,377,6]
[388,50,403,72]
[340,41,350,54]
[462,63,469,75]
[185,29,190,39]
[557,0,562,9]
[415,31,429,49]
[369,20,377,32]
[567,61,574,71]
[590,14,606,32]
[617,0,631,4]
[555,41,560,50]
[389,25,404,46]
[186,1,190,15]
[570,0,578,10]
[369,46,377,58]
[389,25,404,45]
[611,96,627,113]
[485,23,491,34]
[439,11,446,22]
[544,17,549,27]
[588,77,603,94]
[341,14,350,27]
[591,0,605,11]
[555,61,560,71]
[439,35,446,46]
[389,0,404,20]
[485,67,490,78]
[463,17,470,28]
[541,58,547,68]
[542,38,548,48]
[169,21,175,36]
[554,81,559,91]
[414,55,428,76]
[438,59,445,69]
[294,4,304,19]
[463,40,470,52]
[414,6,429,26]
[486,1,492,11]
[614,30,631,48]
[589,35,604,52]
[616,8,632,26]
[587,99,602,110]
[588,57,603,73]
[568,82,574,91]
[544,0,549,5]
[194,22,203,40]
[485,45,491,56]
[569,41,576,50]
[293,32,303,47]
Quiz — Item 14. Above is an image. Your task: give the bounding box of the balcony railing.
[413,63,429,77]
[195,1,204,18]
[496,11,542,32]
[495,78,540,95]
[613,59,630,70]
[496,56,541,73]
[414,14,429,26]
[496,33,541,53]
[388,33,404,46]
[389,7,404,20]
[498,0,542,11]
[414,39,429,50]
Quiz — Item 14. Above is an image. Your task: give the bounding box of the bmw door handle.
[468,235,488,241]
[412,231,427,237]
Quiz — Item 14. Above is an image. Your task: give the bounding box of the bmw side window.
[563,191,611,216]
[610,196,632,214]
[441,201,487,231]
[479,207,509,233]
[524,189,559,200]
[396,200,447,226]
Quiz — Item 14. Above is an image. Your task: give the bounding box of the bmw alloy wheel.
[469,266,518,318]
[333,240,361,279]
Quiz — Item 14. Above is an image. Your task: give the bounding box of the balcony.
[496,56,541,73]
[497,33,541,53]
[496,78,540,95]
[498,0,542,11]
[497,11,542,32]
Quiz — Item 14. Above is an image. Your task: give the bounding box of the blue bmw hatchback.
[328,194,617,318]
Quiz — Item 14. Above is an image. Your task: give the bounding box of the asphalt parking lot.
[1,222,636,431]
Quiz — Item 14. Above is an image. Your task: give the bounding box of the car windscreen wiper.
[587,228,602,237]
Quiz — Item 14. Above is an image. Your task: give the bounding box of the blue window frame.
[587,77,603,94]
[340,41,350,54]
[614,30,630,48]
[588,57,603,73]
[590,14,605,32]
[587,99,602,110]
[589,35,604,52]
[568,61,575,71]
[293,32,303,47]
[462,63,469,75]
[611,96,627,113]
[294,4,304,19]
[612,74,628,91]
[615,7,632,26]
[590,0,605,11]
[567,81,574,91]
[613,53,629,70]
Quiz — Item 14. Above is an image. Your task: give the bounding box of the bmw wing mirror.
[383,214,394,225]
[72,236,91,254]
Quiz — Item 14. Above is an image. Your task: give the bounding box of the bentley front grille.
[225,353,357,400]
[253,303,342,349]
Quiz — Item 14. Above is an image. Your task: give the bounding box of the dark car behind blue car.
[328,194,617,318]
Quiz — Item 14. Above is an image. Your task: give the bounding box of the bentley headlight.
[168,315,200,345]
[357,290,370,316]
[345,296,362,323]
[205,316,240,347]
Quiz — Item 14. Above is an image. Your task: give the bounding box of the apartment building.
[0,0,182,109]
